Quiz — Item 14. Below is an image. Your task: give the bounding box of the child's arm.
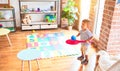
[94,55,100,71]
[86,36,94,43]
[76,32,80,37]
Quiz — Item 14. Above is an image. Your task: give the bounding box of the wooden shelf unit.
[19,0,60,30]
[0,8,16,32]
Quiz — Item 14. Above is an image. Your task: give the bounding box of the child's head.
[81,19,90,30]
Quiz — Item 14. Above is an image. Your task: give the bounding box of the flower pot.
[61,18,68,28]
[68,26,72,31]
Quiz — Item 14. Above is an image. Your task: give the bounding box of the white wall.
[10,0,20,27]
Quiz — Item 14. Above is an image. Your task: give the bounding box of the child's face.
[81,22,88,30]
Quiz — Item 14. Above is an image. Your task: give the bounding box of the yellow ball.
[32,30,35,33]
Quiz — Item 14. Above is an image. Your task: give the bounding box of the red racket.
[66,39,86,45]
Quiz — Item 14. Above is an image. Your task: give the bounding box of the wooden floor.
[0,28,97,71]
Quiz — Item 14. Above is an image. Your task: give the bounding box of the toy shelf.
[20,11,57,14]
[22,21,57,25]
[0,19,15,22]
[19,0,58,2]
[21,21,57,30]
[0,8,16,32]
[0,8,14,10]
[19,0,60,30]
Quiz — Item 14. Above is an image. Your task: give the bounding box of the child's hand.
[76,35,78,37]
[85,40,89,43]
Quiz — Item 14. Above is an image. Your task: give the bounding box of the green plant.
[61,0,78,26]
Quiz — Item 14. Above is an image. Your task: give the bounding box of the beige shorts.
[81,45,90,55]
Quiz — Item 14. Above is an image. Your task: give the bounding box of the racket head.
[66,39,85,45]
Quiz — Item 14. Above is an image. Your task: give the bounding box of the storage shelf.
[0,8,16,32]
[20,0,58,2]
[0,19,15,22]
[22,21,57,25]
[0,8,14,10]
[19,0,60,30]
[20,11,57,14]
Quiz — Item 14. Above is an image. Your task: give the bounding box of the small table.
[17,48,40,71]
[0,28,12,46]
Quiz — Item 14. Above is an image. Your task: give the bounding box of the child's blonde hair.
[82,19,90,24]
[82,19,91,28]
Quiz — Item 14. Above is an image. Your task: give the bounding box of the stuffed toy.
[22,14,31,24]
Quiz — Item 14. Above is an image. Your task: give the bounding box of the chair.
[0,28,12,46]
[94,50,120,71]
[82,50,120,71]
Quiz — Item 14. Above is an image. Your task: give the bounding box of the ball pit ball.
[71,35,76,40]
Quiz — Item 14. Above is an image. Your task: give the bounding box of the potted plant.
[61,0,79,30]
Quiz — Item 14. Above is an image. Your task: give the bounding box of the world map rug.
[26,32,79,59]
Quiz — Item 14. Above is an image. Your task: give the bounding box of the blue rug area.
[27,32,79,59]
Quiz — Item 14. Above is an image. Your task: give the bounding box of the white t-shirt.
[80,29,93,46]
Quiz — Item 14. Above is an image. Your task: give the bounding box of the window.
[79,0,91,30]
[93,0,105,39]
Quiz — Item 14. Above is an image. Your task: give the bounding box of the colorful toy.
[50,6,54,11]
[32,30,35,33]
[71,35,76,40]
[37,8,40,12]
[45,14,56,23]
[21,5,30,13]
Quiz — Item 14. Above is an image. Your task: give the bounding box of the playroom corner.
[1,0,120,71]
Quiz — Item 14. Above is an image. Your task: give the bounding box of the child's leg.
[81,46,84,56]
[81,46,89,65]
[77,45,85,60]
[85,55,88,61]
[81,45,87,57]
[84,45,90,61]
